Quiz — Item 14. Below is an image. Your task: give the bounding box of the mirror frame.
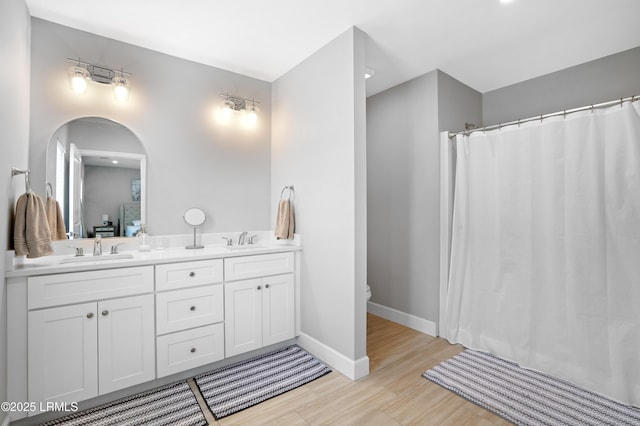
[45,117,147,239]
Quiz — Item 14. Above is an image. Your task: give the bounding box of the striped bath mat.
[40,381,206,426]
[195,345,331,419]
[423,349,640,426]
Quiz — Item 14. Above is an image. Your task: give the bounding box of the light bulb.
[112,76,130,101]
[245,108,258,126]
[221,100,235,121]
[68,66,89,94]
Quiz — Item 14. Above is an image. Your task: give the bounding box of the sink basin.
[59,253,134,264]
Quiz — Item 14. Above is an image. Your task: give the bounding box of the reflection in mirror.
[45,117,146,239]
[184,208,206,249]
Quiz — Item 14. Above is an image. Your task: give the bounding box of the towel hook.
[280,185,294,200]
[11,167,31,193]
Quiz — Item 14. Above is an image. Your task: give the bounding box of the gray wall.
[29,18,272,236]
[483,46,640,125]
[367,71,439,321]
[0,0,31,418]
[272,27,368,371]
[366,70,481,324]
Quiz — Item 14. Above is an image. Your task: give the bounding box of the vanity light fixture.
[67,58,132,101]
[219,93,260,126]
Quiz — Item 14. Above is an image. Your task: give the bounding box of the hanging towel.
[46,197,67,240]
[274,199,295,240]
[14,193,53,258]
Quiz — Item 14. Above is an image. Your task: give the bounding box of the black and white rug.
[423,349,640,426]
[39,381,206,426]
[195,345,331,419]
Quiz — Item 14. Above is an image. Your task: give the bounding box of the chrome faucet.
[93,234,102,256]
[238,231,248,245]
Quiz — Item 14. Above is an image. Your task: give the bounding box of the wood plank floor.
[209,314,512,425]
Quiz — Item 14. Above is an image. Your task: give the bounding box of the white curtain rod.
[448,94,639,138]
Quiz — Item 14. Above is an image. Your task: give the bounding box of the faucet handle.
[110,243,125,254]
[67,246,84,256]
[248,235,258,245]
[221,237,233,246]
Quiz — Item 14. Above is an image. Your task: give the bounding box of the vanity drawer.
[155,259,223,291]
[28,266,154,309]
[156,285,223,335]
[224,252,294,281]
[156,323,224,378]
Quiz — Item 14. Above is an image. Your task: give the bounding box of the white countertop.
[6,243,301,278]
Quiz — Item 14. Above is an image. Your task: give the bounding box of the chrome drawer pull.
[190,348,196,353]
[86,312,94,319]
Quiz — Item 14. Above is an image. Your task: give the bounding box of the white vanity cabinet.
[26,267,155,412]
[155,259,225,378]
[5,246,300,421]
[224,253,295,357]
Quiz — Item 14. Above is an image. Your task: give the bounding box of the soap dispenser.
[137,224,151,252]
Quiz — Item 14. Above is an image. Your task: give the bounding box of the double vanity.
[5,238,301,420]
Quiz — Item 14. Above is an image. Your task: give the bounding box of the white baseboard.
[297,333,369,380]
[1,412,10,426]
[367,301,438,336]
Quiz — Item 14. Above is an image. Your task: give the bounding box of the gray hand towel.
[274,199,295,240]
[14,193,53,258]
[46,197,67,240]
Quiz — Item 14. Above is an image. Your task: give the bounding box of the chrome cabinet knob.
[86,312,94,319]
[189,272,195,277]
[190,306,196,311]
[265,284,270,288]
[102,310,109,316]
[257,285,261,290]
[190,348,196,353]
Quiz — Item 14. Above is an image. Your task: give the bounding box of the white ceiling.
[25,0,640,96]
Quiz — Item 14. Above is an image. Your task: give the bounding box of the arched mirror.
[45,117,146,239]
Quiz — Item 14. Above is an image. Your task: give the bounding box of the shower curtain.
[441,100,640,407]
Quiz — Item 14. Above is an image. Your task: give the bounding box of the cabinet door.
[98,294,155,394]
[262,274,295,346]
[28,303,98,406]
[225,278,262,357]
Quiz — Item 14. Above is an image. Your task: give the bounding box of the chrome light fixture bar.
[67,58,132,101]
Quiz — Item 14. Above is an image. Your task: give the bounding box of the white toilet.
[366,284,372,301]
